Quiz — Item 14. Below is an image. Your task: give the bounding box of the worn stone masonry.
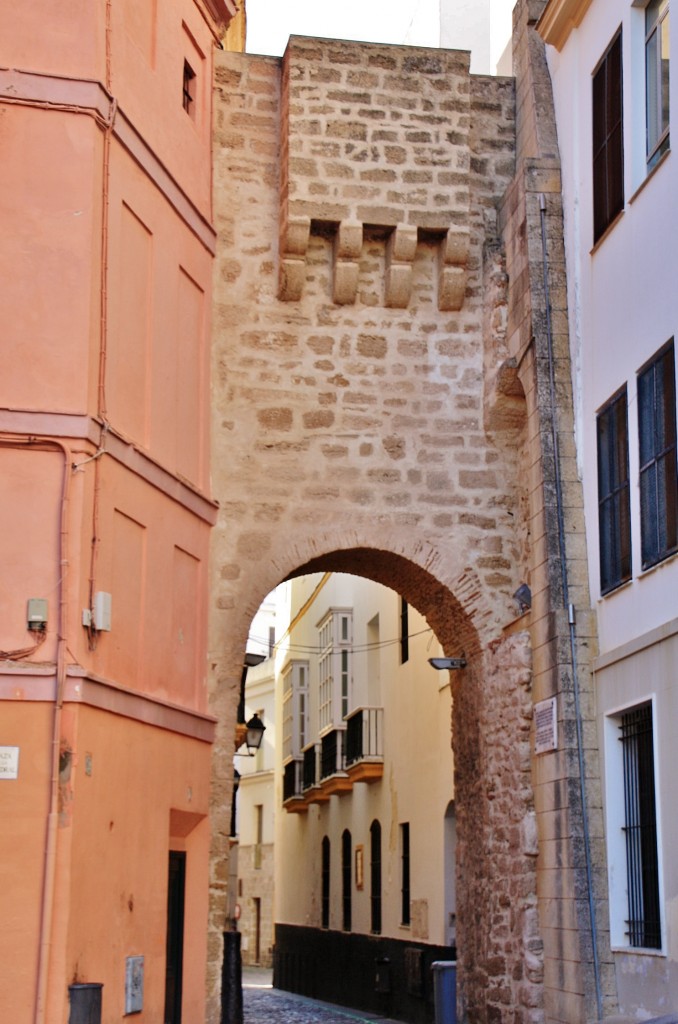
[208,5,609,1023]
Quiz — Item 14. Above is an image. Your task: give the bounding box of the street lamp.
[242,712,266,755]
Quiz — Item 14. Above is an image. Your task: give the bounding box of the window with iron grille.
[597,388,632,592]
[400,822,410,926]
[638,342,678,568]
[645,0,670,169]
[370,820,382,935]
[342,830,352,932]
[593,29,624,242]
[620,704,661,948]
[321,837,330,929]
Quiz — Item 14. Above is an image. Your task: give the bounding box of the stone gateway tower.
[209,3,610,1023]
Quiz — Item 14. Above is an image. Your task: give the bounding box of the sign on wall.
[534,698,558,754]
[0,747,19,779]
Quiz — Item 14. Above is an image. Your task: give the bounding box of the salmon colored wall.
[105,142,212,487]
[5,2,217,218]
[5,2,105,81]
[71,458,210,711]
[0,106,102,415]
[109,0,216,215]
[38,705,211,1024]
[1,704,53,1017]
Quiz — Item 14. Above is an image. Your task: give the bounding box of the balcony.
[344,706,384,783]
[319,728,352,796]
[300,743,330,805]
[282,758,308,813]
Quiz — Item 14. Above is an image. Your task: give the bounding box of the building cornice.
[0,410,218,524]
[0,664,216,743]
[537,0,594,50]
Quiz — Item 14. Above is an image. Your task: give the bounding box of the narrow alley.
[243,969,407,1024]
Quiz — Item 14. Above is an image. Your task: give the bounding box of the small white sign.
[0,747,19,779]
[125,956,144,1014]
[534,698,558,754]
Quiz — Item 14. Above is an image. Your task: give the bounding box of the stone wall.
[208,14,608,1023]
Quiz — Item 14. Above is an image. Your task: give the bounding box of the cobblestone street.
[243,969,406,1024]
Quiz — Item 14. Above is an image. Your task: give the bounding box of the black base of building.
[273,923,455,1024]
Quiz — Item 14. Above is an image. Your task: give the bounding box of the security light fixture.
[428,657,467,671]
[513,583,532,613]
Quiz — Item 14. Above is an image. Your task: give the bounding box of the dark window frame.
[370,820,382,935]
[321,836,330,929]
[620,703,661,949]
[645,0,670,169]
[592,28,624,242]
[400,822,410,926]
[597,386,632,593]
[182,59,196,115]
[638,340,678,568]
[341,829,352,932]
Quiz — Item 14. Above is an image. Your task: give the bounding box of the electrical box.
[93,592,112,632]
[124,956,144,1014]
[27,598,48,631]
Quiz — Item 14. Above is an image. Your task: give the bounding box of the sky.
[245,0,441,58]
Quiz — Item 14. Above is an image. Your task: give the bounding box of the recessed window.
[370,820,382,935]
[597,387,632,593]
[593,30,624,242]
[321,836,330,929]
[619,704,661,948]
[400,822,410,926]
[645,0,670,169]
[182,60,196,116]
[342,829,352,932]
[638,341,678,568]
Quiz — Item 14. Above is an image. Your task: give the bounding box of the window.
[400,597,409,664]
[342,830,352,931]
[282,661,309,760]
[597,388,632,592]
[646,0,670,168]
[593,30,624,242]
[321,837,330,929]
[400,822,410,926]
[317,609,353,732]
[620,704,661,948]
[370,820,382,935]
[254,804,263,870]
[182,60,196,115]
[638,342,678,568]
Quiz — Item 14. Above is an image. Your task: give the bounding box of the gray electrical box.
[93,592,112,632]
[124,956,144,1014]
[27,598,48,631]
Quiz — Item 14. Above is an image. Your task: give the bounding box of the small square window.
[182,60,196,116]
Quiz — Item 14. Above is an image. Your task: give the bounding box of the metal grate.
[620,704,661,949]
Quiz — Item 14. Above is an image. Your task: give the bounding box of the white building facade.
[272,573,456,1023]
[539,0,678,1014]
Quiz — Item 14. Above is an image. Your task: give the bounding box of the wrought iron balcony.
[282,758,307,813]
[344,706,384,783]
[318,728,352,795]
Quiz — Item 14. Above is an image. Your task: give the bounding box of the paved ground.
[243,968,406,1024]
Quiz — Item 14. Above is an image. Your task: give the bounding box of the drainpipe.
[538,192,603,1020]
[14,438,72,1024]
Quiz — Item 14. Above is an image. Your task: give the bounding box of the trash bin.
[431,961,456,1024]
[68,983,103,1024]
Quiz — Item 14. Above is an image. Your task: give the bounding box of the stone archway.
[208,6,609,1021]
[206,538,540,1024]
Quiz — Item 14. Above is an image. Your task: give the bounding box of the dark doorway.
[164,851,186,1024]
[253,896,262,963]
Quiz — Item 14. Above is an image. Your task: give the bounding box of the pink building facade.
[0,2,238,1021]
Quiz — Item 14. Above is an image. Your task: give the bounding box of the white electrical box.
[27,598,48,631]
[125,956,144,1014]
[93,591,112,632]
